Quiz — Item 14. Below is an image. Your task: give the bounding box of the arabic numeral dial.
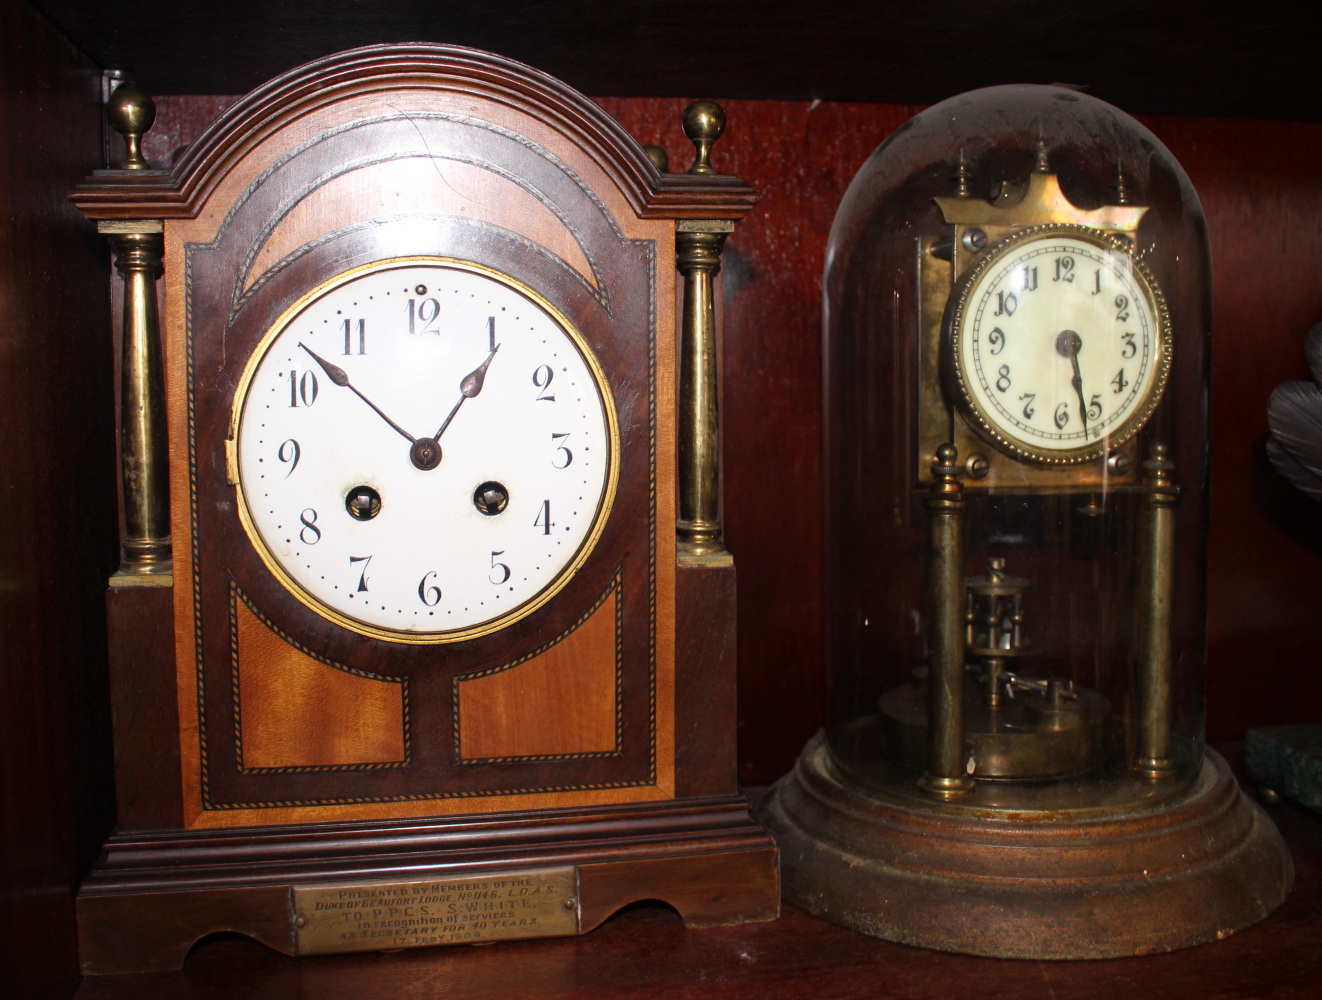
[956,232,1166,458]
[234,261,614,639]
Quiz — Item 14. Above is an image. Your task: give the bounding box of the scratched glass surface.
[822,85,1211,810]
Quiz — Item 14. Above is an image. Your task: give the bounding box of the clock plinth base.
[77,795,778,975]
[759,734,1292,959]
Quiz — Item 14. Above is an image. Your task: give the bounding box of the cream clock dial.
[947,225,1171,464]
[232,257,618,642]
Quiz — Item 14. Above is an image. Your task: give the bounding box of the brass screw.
[563,898,576,909]
[295,916,306,928]
[106,86,156,170]
[961,228,988,253]
[682,100,726,175]
[1107,452,1133,476]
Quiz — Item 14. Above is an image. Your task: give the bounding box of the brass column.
[920,444,974,798]
[676,101,734,557]
[108,227,170,575]
[1135,441,1179,778]
[104,87,171,577]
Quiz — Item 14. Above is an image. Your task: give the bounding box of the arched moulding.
[68,43,759,223]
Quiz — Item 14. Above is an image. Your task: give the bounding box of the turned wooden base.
[78,795,778,975]
[759,734,1292,959]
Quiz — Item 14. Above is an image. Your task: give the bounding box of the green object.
[1245,723,1322,814]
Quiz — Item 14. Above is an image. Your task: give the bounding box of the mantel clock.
[71,45,776,974]
[760,85,1292,958]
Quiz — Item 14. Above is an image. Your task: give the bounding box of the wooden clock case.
[70,44,777,974]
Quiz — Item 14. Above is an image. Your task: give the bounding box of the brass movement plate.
[293,867,579,956]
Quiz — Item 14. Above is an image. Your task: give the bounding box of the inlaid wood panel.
[457,575,621,763]
[234,591,408,770]
[243,160,598,298]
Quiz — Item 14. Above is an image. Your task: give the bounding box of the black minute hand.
[1055,329,1087,434]
[434,345,499,441]
[299,343,415,443]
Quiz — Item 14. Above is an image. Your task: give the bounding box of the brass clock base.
[759,734,1292,959]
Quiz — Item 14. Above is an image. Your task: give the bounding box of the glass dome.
[822,84,1212,812]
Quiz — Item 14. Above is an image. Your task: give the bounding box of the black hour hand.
[435,345,500,441]
[461,345,499,398]
[299,343,350,387]
[299,342,415,443]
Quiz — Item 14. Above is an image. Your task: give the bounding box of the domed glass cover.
[823,84,1211,810]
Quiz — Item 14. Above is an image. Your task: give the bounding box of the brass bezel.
[229,256,621,645]
[943,224,1172,465]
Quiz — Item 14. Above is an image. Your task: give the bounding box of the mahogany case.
[70,44,776,974]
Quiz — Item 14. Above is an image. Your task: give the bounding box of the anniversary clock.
[760,85,1292,957]
[71,45,776,973]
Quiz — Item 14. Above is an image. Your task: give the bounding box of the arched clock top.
[69,44,759,223]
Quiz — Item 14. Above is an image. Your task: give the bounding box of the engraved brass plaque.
[293,866,579,956]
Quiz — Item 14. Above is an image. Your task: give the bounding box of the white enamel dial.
[233,258,616,642]
[950,226,1170,463]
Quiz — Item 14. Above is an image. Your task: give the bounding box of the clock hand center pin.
[1055,329,1087,432]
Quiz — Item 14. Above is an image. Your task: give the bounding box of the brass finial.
[107,86,156,170]
[1144,440,1173,488]
[642,144,670,173]
[953,149,971,198]
[1114,163,1129,205]
[682,100,726,175]
[931,443,963,496]
[1034,137,1050,173]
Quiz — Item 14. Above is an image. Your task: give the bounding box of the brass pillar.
[676,222,732,555]
[102,87,170,578]
[920,444,974,798]
[107,226,171,576]
[1135,441,1178,778]
[675,101,734,557]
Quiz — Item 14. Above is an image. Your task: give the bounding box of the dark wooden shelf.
[28,0,1315,120]
[8,3,1322,997]
[74,755,1322,1000]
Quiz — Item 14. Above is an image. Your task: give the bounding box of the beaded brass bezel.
[943,224,1172,466]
